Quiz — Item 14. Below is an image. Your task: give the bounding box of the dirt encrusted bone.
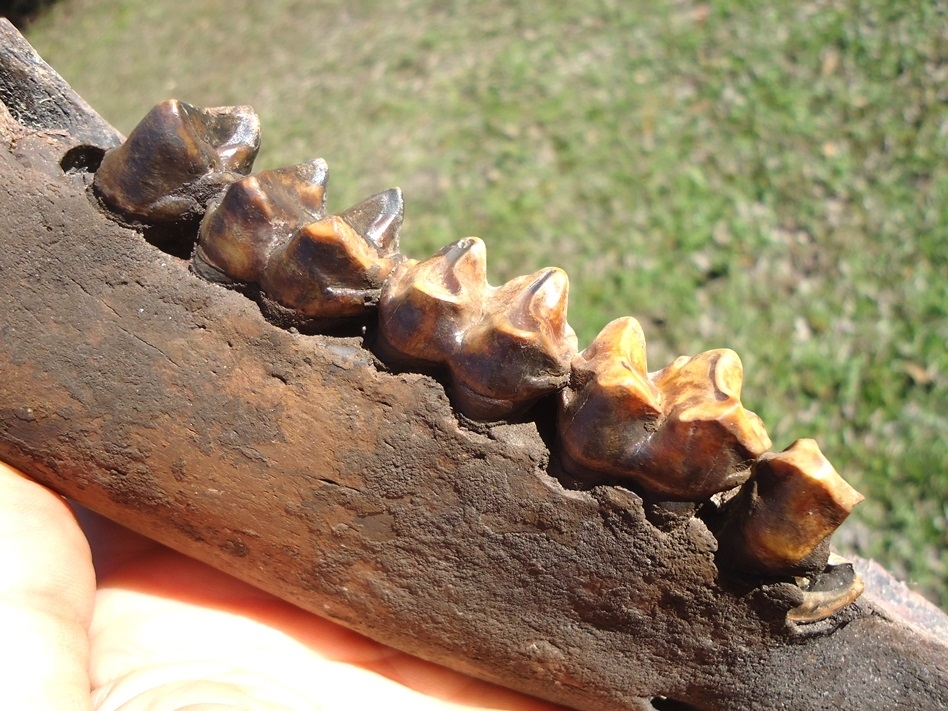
[3,25,947,710]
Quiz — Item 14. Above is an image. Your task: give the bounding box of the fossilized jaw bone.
[559,317,771,501]
[89,99,865,607]
[714,438,865,576]
[376,238,578,420]
[93,99,261,222]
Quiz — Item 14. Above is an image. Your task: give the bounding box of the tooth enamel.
[715,439,864,576]
[339,188,403,256]
[450,267,578,420]
[376,237,487,368]
[94,99,260,222]
[558,320,771,500]
[260,215,397,320]
[192,159,329,284]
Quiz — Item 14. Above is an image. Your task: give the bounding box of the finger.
[0,461,96,710]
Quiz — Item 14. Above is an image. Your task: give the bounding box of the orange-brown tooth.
[259,215,397,325]
[376,237,487,368]
[192,159,329,284]
[715,438,865,576]
[558,317,663,478]
[94,99,260,222]
[558,323,771,500]
[450,267,578,420]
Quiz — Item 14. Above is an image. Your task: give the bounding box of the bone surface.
[93,99,260,222]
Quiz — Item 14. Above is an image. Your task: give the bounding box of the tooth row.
[93,100,866,598]
[376,237,578,420]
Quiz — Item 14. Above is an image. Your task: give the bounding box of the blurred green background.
[17,0,948,606]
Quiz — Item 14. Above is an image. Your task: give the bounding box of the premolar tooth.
[451,267,578,420]
[558,321,771,500]
[376,237,487,368]
[715,438,864,576]
[339,188,403,256]
[94,99,260,222]
[259,215,397,324]
[192,159,329,284]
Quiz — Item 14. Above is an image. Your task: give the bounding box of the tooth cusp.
[192,160,329,284]
[376,238,488,369]
[94,99,261,222]
[339,188,403,256]
[715,438,864,576]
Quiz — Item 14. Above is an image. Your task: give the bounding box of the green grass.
[25,0,948,606]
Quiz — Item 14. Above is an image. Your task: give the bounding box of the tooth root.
[259,215,396,323]
[376,237,487,368]
[450,267,578,420]
[715,439,865,576]
[558,323,772,500]
[94,99,261,222]
[339,188,403,256]
[559,317,664,478]
[192,159,329,285]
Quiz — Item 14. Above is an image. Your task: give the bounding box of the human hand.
[0,461,565,710]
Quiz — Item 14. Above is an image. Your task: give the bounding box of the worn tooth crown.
[377,237,488,367]
[559,320,771,500]
[647,350,772,498]
[193,159,329,284]
[451,267,578,420]
[339,188,403,256]
[715,438,864,576]
[260,215,397,320]
[94,99,261,222]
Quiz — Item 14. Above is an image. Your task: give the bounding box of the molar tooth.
[192,159,329,284]
[338,188,403,256]
[558,323,771,500]
[646,349,772,498]
[94,99,260,222]
[450,267,578,420]
[376,237,487,368]
[558,317,663,477]
[259,215,397,325]
[715,438,864,576]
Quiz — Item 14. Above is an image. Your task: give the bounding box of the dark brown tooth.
[94,99,260,222]
[715,438,864,576]
[376,237,487,369]
[259,215,397,324]
[338,188,403,256]
[558,319,771,500]
[192,160,329,285]
[450,267,577,420]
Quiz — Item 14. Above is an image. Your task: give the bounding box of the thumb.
[0,460,96,710]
